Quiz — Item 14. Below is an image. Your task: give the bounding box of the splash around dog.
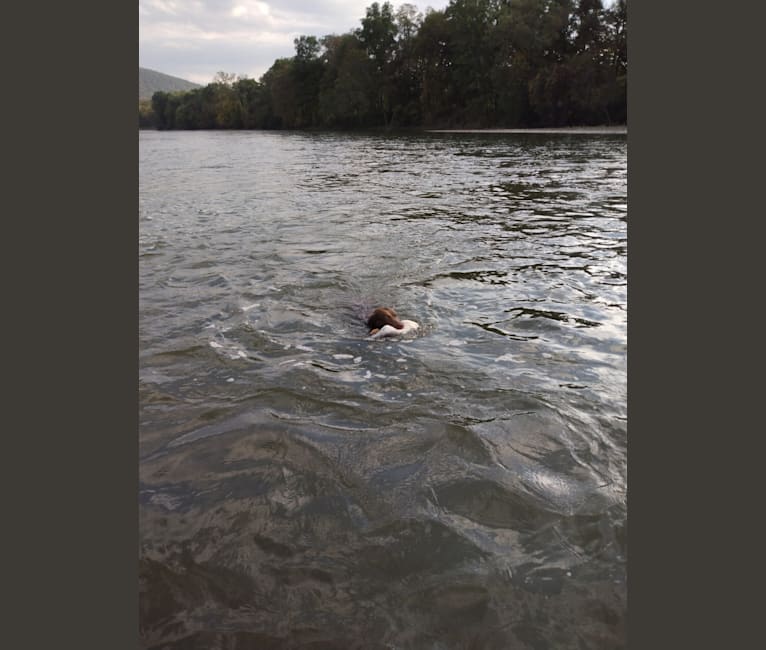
[366,307,420,340]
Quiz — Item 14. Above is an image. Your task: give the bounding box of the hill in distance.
[139,67,201,100]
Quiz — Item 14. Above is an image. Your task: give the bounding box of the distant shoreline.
[139,125,629,135]
[427,126,627,135]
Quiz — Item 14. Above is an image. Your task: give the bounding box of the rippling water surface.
[139,130,627,649]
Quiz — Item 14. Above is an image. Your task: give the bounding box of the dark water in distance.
[139,130,627,649]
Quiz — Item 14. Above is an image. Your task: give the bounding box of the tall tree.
[174,89,204,129]
[444,0,502,126]
[390,4,424,125]
[414,8,452,126]
[261,59,298,128]
[606,0,627,74]
[572,0,605,55]
[357,2,399,126]
[151,91,183,130]
[603,0,627,123]
[233,78,266,129]
[292,36,324,127]
[209,75,244,128]
[358,2,398,73]
[319,33,376,128]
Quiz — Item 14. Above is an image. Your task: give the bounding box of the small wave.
[433,478,558,531]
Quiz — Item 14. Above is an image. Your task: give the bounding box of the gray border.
[627,1,749,647]
[6,3,139,648]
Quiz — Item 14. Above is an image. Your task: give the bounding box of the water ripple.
[140,130,627,647]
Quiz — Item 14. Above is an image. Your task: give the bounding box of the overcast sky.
[139,0,450,85]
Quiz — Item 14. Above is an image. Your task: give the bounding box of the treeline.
[141,0,626,131]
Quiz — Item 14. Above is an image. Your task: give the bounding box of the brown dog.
[367,307,404,335]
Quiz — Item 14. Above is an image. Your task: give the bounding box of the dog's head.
[367,307,404,332]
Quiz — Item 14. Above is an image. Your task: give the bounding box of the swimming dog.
[367,307,419,339]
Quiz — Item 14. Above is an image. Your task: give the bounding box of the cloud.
[139,0,448,84]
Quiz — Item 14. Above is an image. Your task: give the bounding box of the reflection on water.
[140,130,626,649]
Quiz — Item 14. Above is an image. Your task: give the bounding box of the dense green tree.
[174,89,204,129]
[358,2,399,73]
[292,36,324,127]
[606,0,627,72]
[261,58,298,128]
[444,0,502,126]
[294,35,321,61]
[572,0,605,55]
[139,99,156,128]
[414,8,452,126]
[210,81,244,128]
[319,33,376,128]
[233,78,267,129]
[562,0,615,124]
[602,0,627,123]
[357,2,400,126]
[151,91,183,129]
[389,4,424,125]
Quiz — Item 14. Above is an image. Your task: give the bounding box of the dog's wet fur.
[366,307,404,335]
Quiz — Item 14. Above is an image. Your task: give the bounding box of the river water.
[139,130,627,649]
